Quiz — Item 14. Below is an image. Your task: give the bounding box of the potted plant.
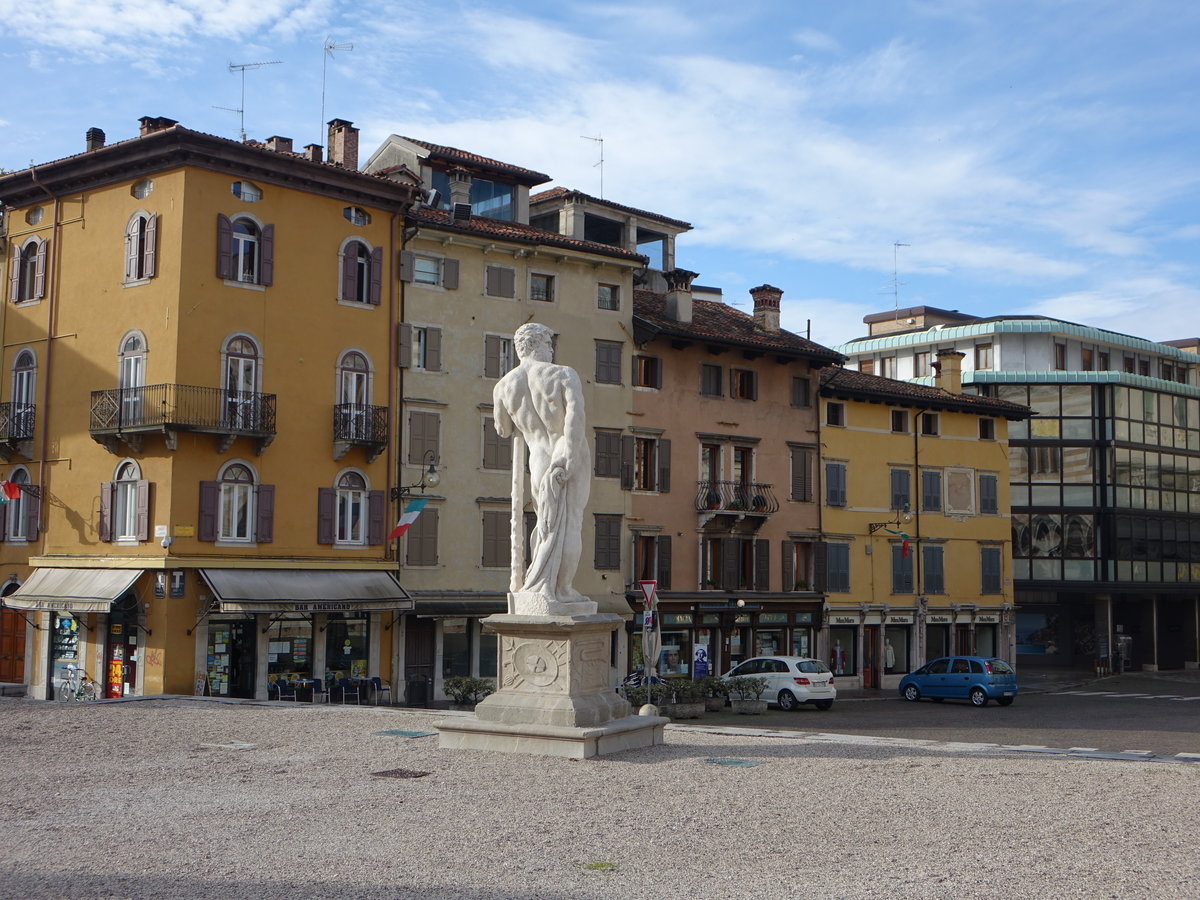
[659,678,705,719]
[623,680,670,711]
[443,675,495,710]
[725,676,769,714]
[698,674,728,712]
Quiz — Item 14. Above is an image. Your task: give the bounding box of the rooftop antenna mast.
[224,60,282,141]
[321,37,353,143]
[580,134,604,198]
[888,241,910,317]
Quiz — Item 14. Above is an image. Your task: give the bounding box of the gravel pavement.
[1,696,1197,899]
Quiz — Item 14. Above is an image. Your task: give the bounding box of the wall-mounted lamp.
[869,506,912,535]
[390,450,441,500]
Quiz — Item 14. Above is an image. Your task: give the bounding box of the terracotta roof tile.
[407,207,646,262]
[530,187,693,231]
[398,136,550,185]
[633,290,844,362]
[820,366,1032,418]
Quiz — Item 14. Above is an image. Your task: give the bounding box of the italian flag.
[388,498,428,541]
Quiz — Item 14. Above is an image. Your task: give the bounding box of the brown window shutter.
[483,418,498,468]
[22,484,39,538]
[442,258,459,290]
[813,542,828,592]
[754,539,770,591]
[258,224,275,286]
[125,220,139,282]
[653,358,663,389]
[425,328,442,372]
[619,435,635,490]
[656,535,672,589]
[7,248,20,302]
[33,240,47,299]
[316,487,336,544]
[782,541,794,592]
[198,481,219,541]
[369,246,383,305]
[135,480,150,541]
[256,484,275,543]
[143,214,158,278]
[341,243,358,301]
[98,482,113,543]
[368,490,385,545]
[406,506,438,566]
[594,431,620,477]
[215,215,233,280]
[484,335,501,378]
[721,538,740,591]
[399,250,415,283]
[656,438,671,493]
[397,323,413,369]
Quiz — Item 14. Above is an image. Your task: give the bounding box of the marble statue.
[492,323,597,617]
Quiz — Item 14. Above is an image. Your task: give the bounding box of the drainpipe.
[814,372,827,663]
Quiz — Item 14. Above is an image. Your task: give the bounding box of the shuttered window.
[406,506,439,567]
[890,469,911,510]
[790,446,813,502]
[408,410,440,464]
[923,544,945,593]
[595,341,623,385]
[826,543,850,592]
[594,514,622,570]
[891,545,914,593]
[482,417,513,470]
[981,546,1002,593]
[124,213,158,283]
[485,265,516,298]
[922,470,942,512]
[699,363,722,397]
[481,510,511,568]
[979,473,999,514]
[397,324,442,371]
[791,376,811,408]
[825,462,847,507]
[594,430,622,478]
[10,238,48,303]
[484,334,515,378]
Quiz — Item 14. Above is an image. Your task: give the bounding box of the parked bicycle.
[56,664,98,702]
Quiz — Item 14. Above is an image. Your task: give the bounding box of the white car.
[724,656,837,711]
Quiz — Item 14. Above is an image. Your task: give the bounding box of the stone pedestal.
[437,613,667,759]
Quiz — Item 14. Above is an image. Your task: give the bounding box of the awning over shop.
[2,568,143,613]
[199,569,412,614]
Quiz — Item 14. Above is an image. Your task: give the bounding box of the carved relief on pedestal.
[502,637,568,691]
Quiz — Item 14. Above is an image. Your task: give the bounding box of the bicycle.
[56,664,98,702]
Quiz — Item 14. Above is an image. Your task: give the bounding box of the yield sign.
[638,580,657,610]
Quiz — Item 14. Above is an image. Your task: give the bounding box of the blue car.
[898,656,1018,707]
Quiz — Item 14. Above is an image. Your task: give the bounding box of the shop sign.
[927,614,952,624]
[795,613,813,624]
[887,615,913,624]
[831,615,858,625]
[976,614,998,623]
[174,525,195,537]
[759,613,788,624]
[169,571,186,598]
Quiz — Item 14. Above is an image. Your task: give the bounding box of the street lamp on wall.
[869,506,912,535]
[391,450,440,500]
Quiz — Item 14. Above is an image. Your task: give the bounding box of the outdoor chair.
[310,679,328,703]
[371,676,391,706]
[276,680,298,701]
[339,678,361,704]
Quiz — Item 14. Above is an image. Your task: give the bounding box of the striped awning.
[2,568,143,613]
[199,569,412,614]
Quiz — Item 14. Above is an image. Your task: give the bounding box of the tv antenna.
[220,60,282,141]
[321,37,354,143]
[883,241,910,314]
[581,134,604,198]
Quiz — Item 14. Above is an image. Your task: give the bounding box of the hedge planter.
[659,701,705,719]
[730,699,768,715]
[704,696,727,712]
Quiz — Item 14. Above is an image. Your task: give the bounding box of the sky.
[2,0,1197,349]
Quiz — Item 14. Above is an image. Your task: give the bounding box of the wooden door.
[0,607,25,683]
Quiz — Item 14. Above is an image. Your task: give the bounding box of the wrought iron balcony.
[90,384,277,455]
[333,402,389,462]
[694,480,779,515]
[0,402,34,460]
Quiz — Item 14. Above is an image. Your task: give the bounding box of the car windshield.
[796,660,830,674]
[989,659,1014,675]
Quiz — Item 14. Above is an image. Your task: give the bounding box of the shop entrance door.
[955,625,973,656]
[863,625,879,689]
[404,617,435,707]
[0,606,25,683]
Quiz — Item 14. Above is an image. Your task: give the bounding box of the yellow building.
[818,352,1031,689]
[0,116,423,700]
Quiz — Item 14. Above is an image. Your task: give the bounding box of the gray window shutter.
[397,323,413,369]
[135,480,150,541]
[125,221,139,282]
[484,335,501,378]
[399,250,415,283]
[33,240,46,299]
[782,541,794,591]
[216,214,233,280]
[425,328,442,372]
[7,248,20,302]
[657,438,671,493]
[442,258,459,290]
[980,475,998,514]
[593,515,621,570]
[369,246,383,305]
[409,410,439,463]
[892,545,913,592]
[924,545,944,593]
[594,431,620,477]
[656,535,672,589]
[791,447,811,501]
[652,358,663,389]
[891,469,910,510]
[485,265,498,295]
[198,481,219,542]
[721,538,741,591]
[256,484,275,543]
[406,507,438,566]
[922,471,942,511]
[619,435,635,490]
[814,542,828,592]
[482,511,511,568]
[368,490,385,545]
[754,539,770,591]
[99,482,113,543]
[483,418,499,468]
[258,224,275,286]
[143,214,158,278]
[341,244,358,301]
[499,266,515,298]
[316,488,336,544]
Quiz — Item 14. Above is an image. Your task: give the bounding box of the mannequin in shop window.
[831,640,846,675]
[885,638,896,672]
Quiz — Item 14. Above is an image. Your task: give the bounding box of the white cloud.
[792,27,840,54]
[1028,278,1200,342]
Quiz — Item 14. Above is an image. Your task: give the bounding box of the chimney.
[749,283,783,333]
[85,128,106,151]
[448,167,471,209]
[304,144,323,163]
[326,118,359,170]
[138,116,178,136]
[934,349,965,393]
[265,136,294,154]
[664,268,698,325]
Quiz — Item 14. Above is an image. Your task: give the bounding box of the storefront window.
[755,629,783,657]
[1016,612,1059,655]
[325,615,368,679]
[884,625,910,674]
[976,625,997,658]
[267,617,313,687]
[829,626,856,675]
[660,630,691,675]
[50,614,81,687]
[442,618,470,677]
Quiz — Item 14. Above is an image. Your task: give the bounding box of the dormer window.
[231,181,262,202]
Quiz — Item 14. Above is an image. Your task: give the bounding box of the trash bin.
[405,672,430,708]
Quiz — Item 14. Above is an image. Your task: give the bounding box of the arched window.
[124,212,158,283]
[224,336,260,430]
[113,461,141,541]
[339,239,381,305]
[232,219,260,283]
[118,332,147,424]
[217,215,274,285]
[8,239,46,303]
[337,351,370,441]
[11,350,35,439]
[5,468,31,541]
[336,471,367,545]
[218,463,255,542]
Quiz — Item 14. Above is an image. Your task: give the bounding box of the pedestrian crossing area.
[1057,690,1200,701]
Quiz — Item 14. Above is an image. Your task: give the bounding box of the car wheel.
[996,697,1014,707]
[777,690,799,711]
[903,684,921,702]
[969,687,988,707]
[814,700,833,711]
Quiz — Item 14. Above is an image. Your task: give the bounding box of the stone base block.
[437,714,669,759]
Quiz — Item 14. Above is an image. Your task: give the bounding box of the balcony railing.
[0,402,34,460]
[333,403,389,461]
[90,384,277,454]
[694,480,779,515]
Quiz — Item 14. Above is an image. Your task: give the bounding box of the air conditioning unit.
[423,188,442,209]
[452,202,472,223]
